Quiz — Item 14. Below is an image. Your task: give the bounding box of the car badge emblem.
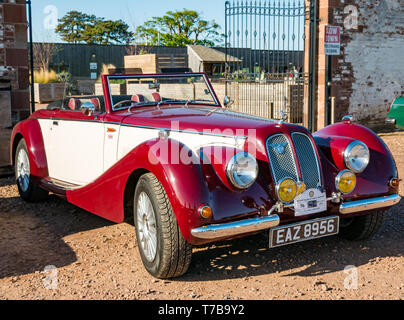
[270,142,288,155]
[277,110,289,124]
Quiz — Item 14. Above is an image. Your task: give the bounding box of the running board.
[40,177,84,195]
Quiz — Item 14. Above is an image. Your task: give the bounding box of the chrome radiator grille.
[292,133,321,189]
[266,133,321,189]
[266,134,299,184]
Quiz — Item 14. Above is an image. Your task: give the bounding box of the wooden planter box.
[0,91,12,129]
[95,83,126,96]
[124,54,187,74]
[34,83,66,103]
[0,128,12,167]
[77,80,96,95]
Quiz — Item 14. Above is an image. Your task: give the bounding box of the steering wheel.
[113,100,137,109]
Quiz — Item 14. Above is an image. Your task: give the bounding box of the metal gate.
[224,0,314,124]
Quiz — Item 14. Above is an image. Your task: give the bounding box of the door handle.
[53,121,59,126]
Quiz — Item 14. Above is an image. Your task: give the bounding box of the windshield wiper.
[184,99,215,107]
[128,99,215,112]
[128,101,158,112]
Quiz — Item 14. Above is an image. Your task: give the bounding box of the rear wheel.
[14,139,49,202]
[338,211,387,241]
[133,173,192,279]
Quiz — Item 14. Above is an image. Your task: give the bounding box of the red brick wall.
[0,0,30,127]
[0,0,28,167]
[305,0,404,129]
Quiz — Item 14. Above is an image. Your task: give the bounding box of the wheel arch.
[314,122,398,198]
[11,133,24,166]
[10,119,49,182]
[123,168,150,223]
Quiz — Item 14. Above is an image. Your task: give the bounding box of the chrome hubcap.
[16,148,30,192]
[137,192,157,262]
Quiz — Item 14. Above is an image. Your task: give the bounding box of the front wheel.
[133,173,192,279]
[14,139,49,202]
[338,211,387,241]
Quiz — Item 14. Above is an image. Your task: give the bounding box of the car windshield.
[106,74,219,111]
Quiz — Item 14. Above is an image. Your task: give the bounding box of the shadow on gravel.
[180,202,404,282]
[0,177,15,188]
[0,187,113,279]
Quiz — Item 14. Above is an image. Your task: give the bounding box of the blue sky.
[30,0,228,42]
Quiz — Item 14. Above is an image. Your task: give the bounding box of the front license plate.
[269,216,340,248]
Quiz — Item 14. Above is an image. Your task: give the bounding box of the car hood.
[120,105,306,135]
[119,106,311,161]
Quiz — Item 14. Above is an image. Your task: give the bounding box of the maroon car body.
[10,73,401,278]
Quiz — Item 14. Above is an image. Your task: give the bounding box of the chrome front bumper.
[339,194,401,214]
[191,194,401,240]
[191,215,280,240]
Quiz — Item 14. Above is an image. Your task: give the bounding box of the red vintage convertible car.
[11,73,401,278]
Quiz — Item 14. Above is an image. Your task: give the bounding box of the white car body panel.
[39,119,245,187]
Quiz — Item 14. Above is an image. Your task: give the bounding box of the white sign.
[325,26,341,55]
[90,72,97,80]
[90,62,98,70]
[294,188,327,217]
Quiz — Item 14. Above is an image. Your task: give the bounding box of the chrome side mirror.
[342,115,354,123]
[81,102,95,116]
[223,96,234,108]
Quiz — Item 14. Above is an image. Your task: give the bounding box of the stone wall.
[304,0,404,129]
[330,0,404,127]
[0,0,29,167]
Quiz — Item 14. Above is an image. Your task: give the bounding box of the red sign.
[325,26,341,43]
[325,26,341,55]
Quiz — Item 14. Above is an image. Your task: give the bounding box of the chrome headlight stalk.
[344,141,370,174]
[226,152,259,190]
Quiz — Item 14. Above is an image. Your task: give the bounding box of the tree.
[82,19,133,45]
[55,11,96,44]
[136,10,222,47]
[33,42,59,71]
[55,11,134,45]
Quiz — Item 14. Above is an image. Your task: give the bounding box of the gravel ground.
[0,131,403,300]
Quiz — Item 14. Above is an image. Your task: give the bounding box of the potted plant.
[33,69,66,103]
[95,64,127,96]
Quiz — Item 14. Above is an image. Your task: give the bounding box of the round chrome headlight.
[344,141,370,173]
[226,152,259,189]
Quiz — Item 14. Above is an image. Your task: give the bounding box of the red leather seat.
[68,98,81,110]
[152,92,161,102]
[131,94,145,103]
[90,98,100,111]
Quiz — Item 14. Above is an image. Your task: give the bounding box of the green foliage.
[109,79,126,84]
[55,11,134,45]
[136,10,223,47]
[57,71,75,95]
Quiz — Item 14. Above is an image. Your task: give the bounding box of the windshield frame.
[105,73,221,112]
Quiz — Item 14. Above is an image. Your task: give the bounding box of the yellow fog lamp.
[276,178,298,203]
[336,170,356,194]
[297,181,307,196]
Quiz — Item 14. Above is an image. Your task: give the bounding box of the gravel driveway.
[0,131,403,300]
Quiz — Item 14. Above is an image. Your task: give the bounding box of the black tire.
[338,211,387,241]
[133,173,192,279]
[14,139,49,202]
